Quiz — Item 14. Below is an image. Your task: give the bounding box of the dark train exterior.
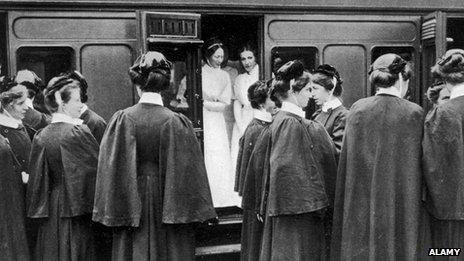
[1,0,464,259]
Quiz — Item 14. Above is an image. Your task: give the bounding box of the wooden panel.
[323,45,366,108]
[13,17,136,40]
[268,20,417,42]
[81,44,134,120]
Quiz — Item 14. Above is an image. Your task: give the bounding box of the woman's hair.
[15,69,45,99]
[270,60,309,102]
[202,38,224,61]
[44,75,80,113]
[248,80,270,109]
[431,49,464,85]
[128,51,172,93]
[66,71,89,103]
[426,81,446,105]
[238,43,258,64]
[369,53,413,88]
[311,64,343,97]
[0,77,24,113]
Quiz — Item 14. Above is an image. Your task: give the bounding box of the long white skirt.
[203,108,241,207]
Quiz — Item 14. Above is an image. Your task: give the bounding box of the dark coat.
[22,107,50,140]
[92,103,216,261]
[80,108,107,144]
[0,135,30,261]
[27,122,99,261]
[331,94,424,261]
[312,105,348,154]
[240,123,271,261]
[235,118,270,195]
[260,110,338,261]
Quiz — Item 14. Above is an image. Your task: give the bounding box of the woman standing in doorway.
[231,44,259,182]
[202,38,240,207]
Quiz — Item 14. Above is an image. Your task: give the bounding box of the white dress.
[202,64,241,207]
[230,65,259,178]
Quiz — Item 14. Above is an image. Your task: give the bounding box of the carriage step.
[195,243,241,256]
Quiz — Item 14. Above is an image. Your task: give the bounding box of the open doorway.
[200,14,262,210]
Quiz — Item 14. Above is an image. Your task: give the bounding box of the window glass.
[17,47,75,84]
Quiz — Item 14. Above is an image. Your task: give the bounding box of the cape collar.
[450,83,464,100]
[138,92,164,106]
[0,112,22,129]
[376,87,401,98]
[281,101,305,118]
[253,108,272,123]
[51,113,83,125]
[322,98,342,112]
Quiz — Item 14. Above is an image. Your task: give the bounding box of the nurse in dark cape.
[27,75,99,260]
[423,49,464,254]
[310,64,348,154]
[92,51,217,261]
[235,80,275,261]
[0,79,30,260]
[331,54,424,261]
[260,61,338,261]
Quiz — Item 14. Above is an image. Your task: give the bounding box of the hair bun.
[439,52,464,74]
[388,57,407,75]
[276,60,304,81]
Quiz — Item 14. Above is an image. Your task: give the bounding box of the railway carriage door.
[421,11,447,107]
[137,11,204,140]
[264,14,421,108]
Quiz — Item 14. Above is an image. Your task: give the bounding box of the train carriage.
[1,0,464,259]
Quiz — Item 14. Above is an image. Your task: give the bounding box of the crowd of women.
[1,36,464,261]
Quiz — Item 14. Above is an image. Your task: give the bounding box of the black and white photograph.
[0,0,463,260]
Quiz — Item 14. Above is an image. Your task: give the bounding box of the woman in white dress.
[202,39,241,207]
[231,44,259,179]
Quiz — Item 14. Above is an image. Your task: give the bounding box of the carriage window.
[447,18,464,50]
[271,47,318,74]
[371,46,415,101]
[17,47,74,84]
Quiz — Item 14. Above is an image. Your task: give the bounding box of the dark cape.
[260,110,338,261]
[0,135,30,260]
[237,120,271,261]
[0,123,32,172]
[80,108,107,144]
[92,103,216,261]
[22,107,51,139]
[331,94,424,261]
[423,95,464,251]
[235,118,270,194]
[27,122,99,261]
[312,105,348,154]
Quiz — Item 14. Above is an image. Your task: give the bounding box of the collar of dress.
[322,98,342,112]
[253,109,272,122]
[376,87,401,98]
[281,101,306,118]
[0,112,22,128]
[450,83,464,100]
[51,113,83,125]
[138,92,164,106]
